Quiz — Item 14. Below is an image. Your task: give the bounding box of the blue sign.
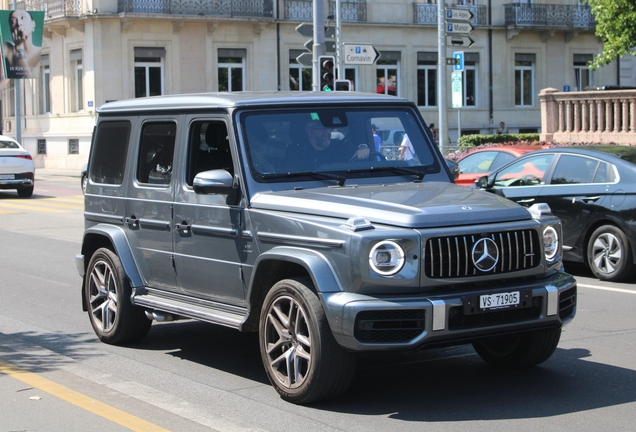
[453,51,464,72]
[563,85,571,92]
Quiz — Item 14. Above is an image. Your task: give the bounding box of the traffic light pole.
[438,1,448,155]
[335,0,343,82]
[312,0,326,91]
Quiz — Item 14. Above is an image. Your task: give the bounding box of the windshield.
[240,107,438,183]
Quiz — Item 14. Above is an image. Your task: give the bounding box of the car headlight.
[369,241,405,276]
[543,226,559,261]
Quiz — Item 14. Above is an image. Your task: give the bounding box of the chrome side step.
[132,288,247,330]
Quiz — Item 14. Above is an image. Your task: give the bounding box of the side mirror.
[193,169,234,195]
[475,175,490,189]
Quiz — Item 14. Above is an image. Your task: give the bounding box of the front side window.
[289,49,312,91]
[137,122,177,185]
[134,47,165,98]
[494,153,554,187]
[186,120,232,185]
[515,53,535,106]
[89,121,131,185]
[218,49,246,92]
[417,52,437,107]
[376,52,400,96]
[70,49,83,112]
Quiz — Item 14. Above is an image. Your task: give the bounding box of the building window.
[376,52,400,96]
[40,54,50,114]
[218,49,246,92]
[574,54,593,91]
[463,53,479,107]
[515,53,535,106]
[344,67,358,91]
[70,50,83,112]
[134,47,165,98]
[289,49,312,91]
[5,80,15,116]
[417,52,437,107]
[68,139,79,155]
[37,139,46,155]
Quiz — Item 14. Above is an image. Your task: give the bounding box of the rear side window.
[551,155,597,185]
[90,121,131,185]
[137,122,177,185]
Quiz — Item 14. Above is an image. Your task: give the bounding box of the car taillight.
[17,155,32,160]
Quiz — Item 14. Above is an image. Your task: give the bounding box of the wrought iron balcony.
[504,3,595,30]
[284,0,367,22]
[17,0,83,18]
[118,0,274,17]
[413,4,487,26]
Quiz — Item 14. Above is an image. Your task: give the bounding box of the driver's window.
[494,154,554,187]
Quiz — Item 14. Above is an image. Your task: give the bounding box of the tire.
[259,277,356,404]
[84,247,152,344]
[587,225,634,282]
[472,328,561,369]
[81,174,88,194]
[17,185,34,198]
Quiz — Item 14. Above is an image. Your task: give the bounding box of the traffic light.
[319,55,335,91]
[334,79,352,91]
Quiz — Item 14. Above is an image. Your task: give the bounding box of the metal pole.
[12,0,21,144]
[457,109,461,141]
[336,0,343,80]
[312,0,326,90]
[437,1,447,155]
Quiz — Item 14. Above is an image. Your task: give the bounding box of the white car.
[0,135,35,197]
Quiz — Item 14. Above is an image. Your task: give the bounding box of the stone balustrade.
[540,87,636,144]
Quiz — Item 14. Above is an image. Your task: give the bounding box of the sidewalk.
[35,167,83,181]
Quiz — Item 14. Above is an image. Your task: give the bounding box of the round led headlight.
[369,240,405,276]
[543,226,559,261]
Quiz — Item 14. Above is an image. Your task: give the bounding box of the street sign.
[452,72,463,108]
[343,44,380,65]
[448,36,475,48]
[445,8,474,22]
[296,52,313,67]
[304,39,336,53]
[453,51,464,72]
[295,23,336,39]
[446,22,474,34]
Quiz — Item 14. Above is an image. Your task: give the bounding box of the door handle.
[581,196,600,203]
[175,221,191,233]
[516,198,535,204]
[124,216,138,227]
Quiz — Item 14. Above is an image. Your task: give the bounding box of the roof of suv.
[97,91,410,113]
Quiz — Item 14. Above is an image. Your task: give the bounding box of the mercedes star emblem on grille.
[472,237,499,272]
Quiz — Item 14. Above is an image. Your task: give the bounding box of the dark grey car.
[77,92,576,404]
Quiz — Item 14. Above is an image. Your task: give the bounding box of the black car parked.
[476,146,636,282]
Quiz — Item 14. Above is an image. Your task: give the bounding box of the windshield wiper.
[261,171,346,186]
[348,166,425,181]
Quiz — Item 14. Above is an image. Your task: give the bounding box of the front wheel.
[472,328,561,369]
[587,225,634,282]
[259,278,356,404]
[84,248,152,344]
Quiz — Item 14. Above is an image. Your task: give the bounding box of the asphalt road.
[0,172,635,431]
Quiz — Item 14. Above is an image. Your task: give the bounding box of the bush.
[457,133,540,149]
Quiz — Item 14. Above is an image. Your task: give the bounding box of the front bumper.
[321,271,576,351]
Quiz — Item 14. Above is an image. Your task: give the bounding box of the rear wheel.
[259,278,356,404]
[85,248,151,344]
[472,328,561,369]
[587,225,634,282]
[17,185,34,198]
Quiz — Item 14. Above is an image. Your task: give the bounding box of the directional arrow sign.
[446,22,474,34]
[445,8,474,22]
[295,23,336,39]
[343,44,380,65]
[448,35,475,48]
[296,52,313,67]
[304,39,336,53]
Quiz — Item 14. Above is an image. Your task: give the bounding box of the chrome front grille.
[424,229,540,278]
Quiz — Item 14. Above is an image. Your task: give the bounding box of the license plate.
[480,291,520,310]
[0,174,15,180]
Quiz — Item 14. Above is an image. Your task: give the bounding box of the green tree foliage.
[586,0,636,69]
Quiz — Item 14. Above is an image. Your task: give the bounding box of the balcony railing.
[540,88,636,145]
[504,3,595,30]
[118,0,273,17]
[413,4,487,26]
[18,0,83,18]
[284,0,367,22]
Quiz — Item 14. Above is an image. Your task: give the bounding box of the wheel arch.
[79,224,144,311]
[240,247,342,332]
[582,216,636,265]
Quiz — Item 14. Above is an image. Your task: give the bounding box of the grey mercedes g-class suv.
[77,91,576,404]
